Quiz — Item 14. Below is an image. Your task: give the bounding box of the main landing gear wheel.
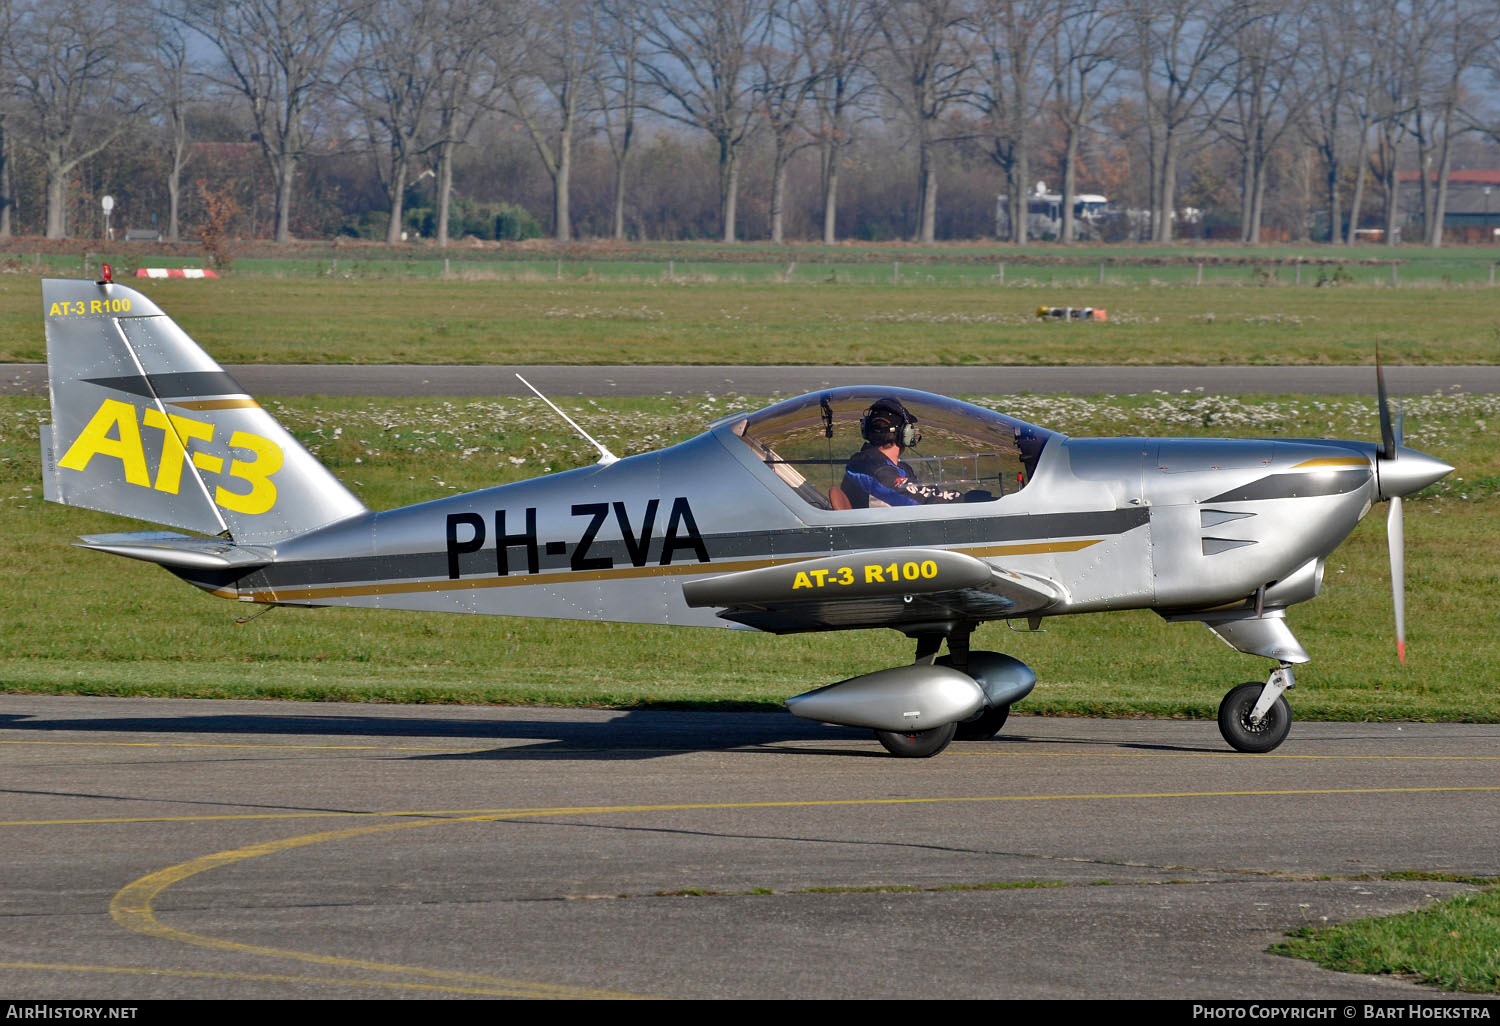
[954,704,1010,741]
[1218,681,1292,753]
[874,721,958,758]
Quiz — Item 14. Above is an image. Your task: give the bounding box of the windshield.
[728,387,1054,511]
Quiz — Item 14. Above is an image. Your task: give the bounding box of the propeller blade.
[1376,349,1397,458]
[1388,494,1406,665]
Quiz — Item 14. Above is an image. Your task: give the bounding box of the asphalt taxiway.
[2,695,1497,999]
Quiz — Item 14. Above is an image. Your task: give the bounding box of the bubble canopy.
[725,386,1057,511]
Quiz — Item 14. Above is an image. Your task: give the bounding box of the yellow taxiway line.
[98,786,1500,999]
[5,783,1500,831]
[108,814,646,1000]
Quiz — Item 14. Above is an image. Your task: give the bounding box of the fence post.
[443,257,450,278]
[668,259,674,279]
[998,262,1005,285]
[556,258,562,281]
[1098,262,1104,285]
[1294,263,1301,285]
[331,258,337,274]
[1196,262,1203,286]
[1391,261,1398,287]
[1491,263,1495,286]
[893,261,899,283]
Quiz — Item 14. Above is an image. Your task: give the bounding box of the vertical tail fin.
[39,278,367,543]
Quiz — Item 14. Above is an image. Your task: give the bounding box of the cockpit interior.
[727,387,1053,511]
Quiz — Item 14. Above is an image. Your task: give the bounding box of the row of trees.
[4,0,1500,247]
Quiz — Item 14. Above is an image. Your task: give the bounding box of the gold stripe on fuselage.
[235,538,1104,604]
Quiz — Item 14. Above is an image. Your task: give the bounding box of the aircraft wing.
[681,547,1063,634]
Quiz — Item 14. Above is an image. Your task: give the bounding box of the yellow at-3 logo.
[58,398,282,515]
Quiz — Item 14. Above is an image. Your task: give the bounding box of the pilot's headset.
[860,397,921,449]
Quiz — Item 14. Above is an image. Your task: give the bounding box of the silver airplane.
[38,273,1452,757]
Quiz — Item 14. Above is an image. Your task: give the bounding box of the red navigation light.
[100,263,113,283]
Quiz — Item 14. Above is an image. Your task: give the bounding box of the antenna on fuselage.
[515,374,619,466]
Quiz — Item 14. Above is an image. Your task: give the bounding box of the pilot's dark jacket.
[841,443,962,508]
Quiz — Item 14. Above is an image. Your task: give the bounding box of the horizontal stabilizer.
[75,531,274,570]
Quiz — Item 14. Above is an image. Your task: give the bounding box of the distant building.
[1397,169,1500,243]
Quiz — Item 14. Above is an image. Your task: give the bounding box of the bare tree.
[1302,0,1364,243]
[180,0,363,242]
[1123,0,1232,241]
[1343,103,1373,245]
[1365,3,1416,247]
[143,8,194,242]
[802,0,878,243]
[1399,0,1447,246]
[0,0,15,237]
[1045,0,1122,243]
[7,0,141,239]
[640,0,772,242]
[969,0,1063,244]
[758,0,821,244]
[872,0,973,243]
[0,110,10,238]
[1338,5,1401,245]
[430,0,505,247]
[348,0,444,245]
[506,0,601,242]
[594,0,646,239]
[1408,0,1495,246]
[1214,0,1308,243]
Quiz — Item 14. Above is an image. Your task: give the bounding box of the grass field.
[2,390,1495,718]
[15,238,1500,283]
[1273,878,1500,992]
[27,255,1497,288]
[5,275,1500,365]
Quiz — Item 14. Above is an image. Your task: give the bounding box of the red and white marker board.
[134,268,219,279]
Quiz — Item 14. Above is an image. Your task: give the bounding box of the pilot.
[841,397,966,508]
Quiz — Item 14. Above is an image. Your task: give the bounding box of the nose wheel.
[1217,667,1294,753]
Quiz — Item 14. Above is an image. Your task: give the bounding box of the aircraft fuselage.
[169,428,1399,642]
